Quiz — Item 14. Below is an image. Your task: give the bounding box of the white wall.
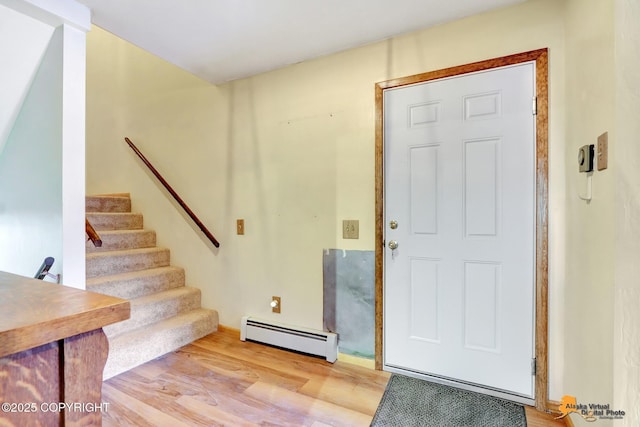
[0,3,54,156]
[614,0,640,425]
[0,0,89,287]
[0,28,63,280]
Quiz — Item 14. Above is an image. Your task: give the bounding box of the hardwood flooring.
[102,327,566,426]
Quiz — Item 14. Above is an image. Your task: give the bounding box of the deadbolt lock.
[389,220,398,229]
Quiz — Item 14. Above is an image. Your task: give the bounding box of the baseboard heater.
[240,316,337,363]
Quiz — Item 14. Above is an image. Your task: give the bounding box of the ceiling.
[75,0,525,84]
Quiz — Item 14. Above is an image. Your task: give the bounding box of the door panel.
[410,145,439,234]
[383,63,536,398]
[463,261,501,352]
[464,138,499,237]
[410,258,440,342]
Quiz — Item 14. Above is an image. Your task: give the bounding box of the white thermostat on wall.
[578,144,594,173]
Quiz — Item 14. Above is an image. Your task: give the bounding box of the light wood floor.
[102,327,566,426]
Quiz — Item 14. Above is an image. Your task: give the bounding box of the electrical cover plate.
[342,220,359,239]
[597,132,608,171]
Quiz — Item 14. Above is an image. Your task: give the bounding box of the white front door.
[383,63,536,398]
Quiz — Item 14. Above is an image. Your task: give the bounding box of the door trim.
[374,48,549,410]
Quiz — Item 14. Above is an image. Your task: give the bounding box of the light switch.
[237,219,245,235]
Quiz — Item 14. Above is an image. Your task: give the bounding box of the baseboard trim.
[546,399,561,414]
[338,353,375,369]
[545,400,575,426]
[564,414,575,427]
[218,324,240,337]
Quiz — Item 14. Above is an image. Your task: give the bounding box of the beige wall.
[87,0,632,407]
[614,0,640,425]
[563,0,616,425]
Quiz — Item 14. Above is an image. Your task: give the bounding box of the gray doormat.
[371,374,527,427]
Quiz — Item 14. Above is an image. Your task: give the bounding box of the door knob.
[389,220,398,229]
[388,240,398,250]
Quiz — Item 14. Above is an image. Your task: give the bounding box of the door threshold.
[383,364,535,406]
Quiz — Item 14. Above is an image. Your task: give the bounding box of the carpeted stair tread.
[86,266,185,300]
[104,286,203,337]
[86,195,132,213]
[86,229,157,253]
[86,212,143,230]
[103,308,218,379]
[86,193,218,380]
[86,247,170,278]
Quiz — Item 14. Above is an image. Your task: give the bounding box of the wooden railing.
[86,218,102,247]
[124,137,220,248]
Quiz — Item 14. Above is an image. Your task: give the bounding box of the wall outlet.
[343,220,359,239]
[271,296,281,314]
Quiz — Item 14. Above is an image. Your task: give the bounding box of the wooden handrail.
[124,137,220,248]
[85,218,102,247]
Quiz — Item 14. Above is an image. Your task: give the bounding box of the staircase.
[85,193,218,379]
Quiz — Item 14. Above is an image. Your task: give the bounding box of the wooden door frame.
[374,48,549,410]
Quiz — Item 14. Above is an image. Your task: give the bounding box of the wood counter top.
[0,271,130,358]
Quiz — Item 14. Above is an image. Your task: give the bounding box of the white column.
[61,22,86,288]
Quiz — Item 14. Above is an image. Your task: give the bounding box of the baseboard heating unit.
[240,316,338,363]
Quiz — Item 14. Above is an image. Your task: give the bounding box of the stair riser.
[86,197,131,213]
[87,268,185,300]
[87,213,143,231]
[104,289,202,337]
[103,310,218,380]
[86,230,156,253]
[86,250,170,278]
